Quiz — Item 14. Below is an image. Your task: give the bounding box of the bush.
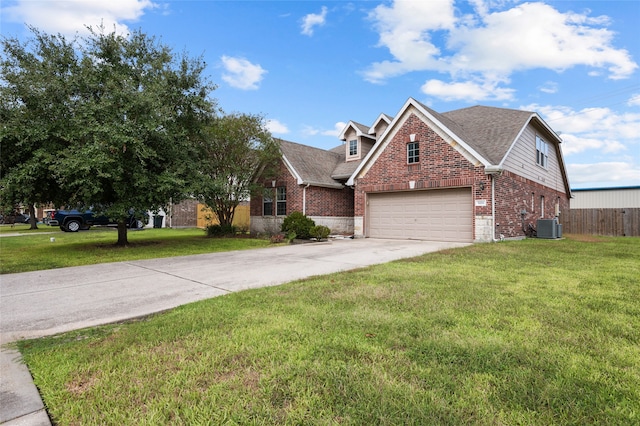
[269,233,285,244]
[205,223,237,237]
[281,211,315,239]
[310,225,331,241]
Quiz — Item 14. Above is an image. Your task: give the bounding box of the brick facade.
[353,113,570,240]
[250,159,354,234]
[353,113,489,240]
[494,170,570,238]
[252,105,571,241]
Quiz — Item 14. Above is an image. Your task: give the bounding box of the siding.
[502,125,566,193]
[571,187,640,209]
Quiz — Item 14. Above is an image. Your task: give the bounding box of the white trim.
[339,121,373,141]
[282,154,303,185]
[368,113,392,134]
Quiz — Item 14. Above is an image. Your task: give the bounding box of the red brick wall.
[354,112,569,239]
[355,113,488,216]
[305,186,354,217]
[250,159,354,217]
[494,170,570,237]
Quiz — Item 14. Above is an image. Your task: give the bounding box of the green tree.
[1,27,216,244]
[1,29,79,228]
[193,113,280,227]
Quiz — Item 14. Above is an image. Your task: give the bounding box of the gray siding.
[502,125,566,193]
[571,188,640,209]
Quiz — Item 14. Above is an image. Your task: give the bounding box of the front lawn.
[0,227,270,274]
[16,236,640,425]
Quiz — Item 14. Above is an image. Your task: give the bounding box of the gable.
[349,101,487,185]
[502,122,570,194]
[356,111,481,187]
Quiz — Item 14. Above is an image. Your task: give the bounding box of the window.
[276,187,287,216]
[349,139,358,156]
[407,142,419,164]
[536,136,548,168]
[263,193,273,216]
[531,193,535,214]
[540,195,545,218]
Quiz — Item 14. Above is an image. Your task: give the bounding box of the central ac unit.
[537,219,558,239]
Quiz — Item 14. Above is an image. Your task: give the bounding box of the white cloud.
[301,125,319,137]
[628,94,640,107]
[365,0,637,101]
[522,103,640,164]
[539,81,559,94]
[567,162,640,185]
[266,119,289,135]
[421,79,515,102]
[323,122,346,138]
[447,3,636,80]
[220,56,267,90]
[301,6,328,36]
[365,1,455,82]
[2,0,156,36]
[301,122,345,138]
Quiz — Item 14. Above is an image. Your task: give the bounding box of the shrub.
[310,225,331,241]
[270,233,285,244]
[205,223,237,237]
[281,211,315,239]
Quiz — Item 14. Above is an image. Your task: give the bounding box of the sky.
[1,0,639,189]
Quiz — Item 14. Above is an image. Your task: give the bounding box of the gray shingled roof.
[280,103,541,188]
[278,139,344,188]
[441,105,534,165]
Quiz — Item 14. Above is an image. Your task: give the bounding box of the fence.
[562,208,640,236]
[196,203,250,229]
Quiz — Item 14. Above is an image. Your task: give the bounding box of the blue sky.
[2,0,639,189]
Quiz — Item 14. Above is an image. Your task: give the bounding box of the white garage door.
[367,188,472,242]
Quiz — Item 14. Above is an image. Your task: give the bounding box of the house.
[250,98,571,242]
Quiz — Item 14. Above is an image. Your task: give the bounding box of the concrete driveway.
[0,238,469,424]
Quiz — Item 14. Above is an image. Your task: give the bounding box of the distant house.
[251,97,571,242]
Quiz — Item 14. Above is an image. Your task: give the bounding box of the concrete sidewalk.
[0,238,469,424]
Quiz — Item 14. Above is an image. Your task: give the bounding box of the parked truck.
[48,210,144,232]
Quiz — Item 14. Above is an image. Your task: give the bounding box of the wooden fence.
[196,203,250,229]
[562,208,640,236]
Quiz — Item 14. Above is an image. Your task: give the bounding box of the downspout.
[302,183,310,215]
[491,175,497,241]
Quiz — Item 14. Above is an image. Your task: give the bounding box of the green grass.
[0,226,271,274]
[16,236,640,425]
[0,223,54,234]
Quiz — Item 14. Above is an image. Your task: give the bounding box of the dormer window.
[349,139,358,156]
[536,135,548,168]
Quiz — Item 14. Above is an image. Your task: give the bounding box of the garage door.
[367,188,472,242]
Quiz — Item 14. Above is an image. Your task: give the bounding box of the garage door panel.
[367,189,472,242]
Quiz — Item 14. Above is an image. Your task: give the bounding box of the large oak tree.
[1,27,216,244]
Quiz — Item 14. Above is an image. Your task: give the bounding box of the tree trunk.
[28,204,38,230]
[116,220,128,246]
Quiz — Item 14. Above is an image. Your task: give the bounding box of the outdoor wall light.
[478,181,485,191]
